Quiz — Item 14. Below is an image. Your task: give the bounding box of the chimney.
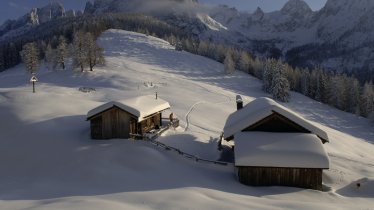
[236,95,243,110]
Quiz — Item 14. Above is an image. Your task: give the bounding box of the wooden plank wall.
[90,116,103,139]
[237,167,323,190]
[91,107,132,139]
[90,109,164,139]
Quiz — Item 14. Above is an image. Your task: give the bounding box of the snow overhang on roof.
[87,95,171,122]
[234,132,330,169]
[223,97,329,143]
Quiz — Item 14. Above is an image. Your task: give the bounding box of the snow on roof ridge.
[223,97,329,142]
[87,95,170,122]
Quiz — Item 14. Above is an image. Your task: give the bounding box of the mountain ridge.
[0,0,373,80]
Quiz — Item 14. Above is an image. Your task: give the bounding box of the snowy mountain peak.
[37,2,66,23]
[196,14,227,31]
[252,7,264,21]
[322,0,374,15]
[29,8,39,25]
[281,0,312,17]
[84,0,198,14]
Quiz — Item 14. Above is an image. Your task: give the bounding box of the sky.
[0,0,327,25]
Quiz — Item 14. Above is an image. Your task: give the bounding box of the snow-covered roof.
[87,95,170,122]
[234,132,330,169]
[224,97,329,142]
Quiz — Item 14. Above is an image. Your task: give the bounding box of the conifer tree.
[263,59,276,93]
[73,31,87,72]
[361,81,374,117]
[300,70,310,96]
[346,77,361,114]
[271,60,290,102]
[253,57,263,79]
[315,70,328,103]
[56,36,68,70]
[197,41,209,57]
[0,47,4,71]
[20,42,39,74]
[239,51,253,74]
[44,43,56,70]
[224,51,235,74]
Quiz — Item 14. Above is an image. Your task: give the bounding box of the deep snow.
[0,29,373,210]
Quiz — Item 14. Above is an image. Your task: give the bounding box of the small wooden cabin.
[223,97,330,190]
[87,95,171,139]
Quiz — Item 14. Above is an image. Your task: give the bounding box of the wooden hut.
[87,95,171,139]
[223,97,330,190]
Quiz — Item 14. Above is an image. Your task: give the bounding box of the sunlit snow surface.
[0,30,373,210]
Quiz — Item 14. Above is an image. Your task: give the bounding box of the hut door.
[130,119,137,136]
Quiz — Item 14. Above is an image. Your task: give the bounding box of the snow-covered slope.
[0,29,373,210]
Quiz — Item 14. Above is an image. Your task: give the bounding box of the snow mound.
[336,178,374,198]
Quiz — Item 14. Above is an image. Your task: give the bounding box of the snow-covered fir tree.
[56,36,68,70]
[253,57,263,79]
[197,41,209,57]
[239,51,253,74]
[262,59,275,93]
[20,42,40,74]
[300,70,310,96]
[73,31,87,72]
[224,51,235,74]
[214,44,226,63]
[328,76,345,110]
[271,60,290,102]
[175,40,183,51]
[167,34,177,46]
[346,77,361,114]
[361,81,374,117]
[44,43,56,70]
[315,70,328,103]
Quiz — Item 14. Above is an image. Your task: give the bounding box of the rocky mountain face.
[0,2,80,38]
[205,0,374,77]
[84,0,199,15]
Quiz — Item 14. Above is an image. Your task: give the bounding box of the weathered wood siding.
[237,167,323,190]
[90,107,133,139]
[90,116,103,139]
[140,113,161,134]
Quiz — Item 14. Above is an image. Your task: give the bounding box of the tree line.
[169,36,374,120]
[0,13,185,72]
[20,31,104,73]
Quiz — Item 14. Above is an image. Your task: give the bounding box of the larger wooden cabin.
[223,97,330,190]
[87,95,170,139]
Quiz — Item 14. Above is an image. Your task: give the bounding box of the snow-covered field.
[0,29,373,210]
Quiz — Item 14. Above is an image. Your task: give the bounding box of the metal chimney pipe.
[236,95,243,110]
